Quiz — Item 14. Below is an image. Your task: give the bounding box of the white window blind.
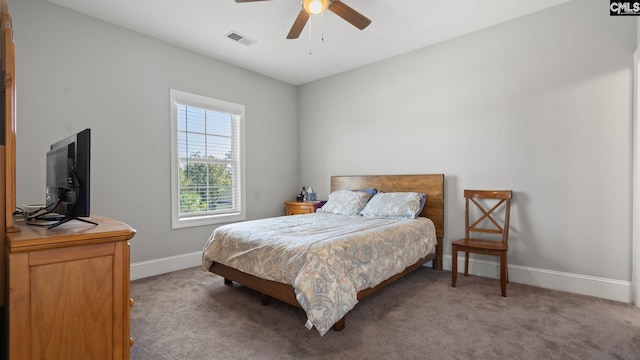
[170,89,245,228]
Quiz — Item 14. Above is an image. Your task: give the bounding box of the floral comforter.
[201,212,437,335]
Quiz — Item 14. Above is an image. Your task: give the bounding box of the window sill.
[171,212,245,229]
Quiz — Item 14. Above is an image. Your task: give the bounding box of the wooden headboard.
[331,174,445,269]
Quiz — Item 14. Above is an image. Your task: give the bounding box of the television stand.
[47,216,99,229]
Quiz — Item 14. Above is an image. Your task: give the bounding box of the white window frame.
[170,89,246,229]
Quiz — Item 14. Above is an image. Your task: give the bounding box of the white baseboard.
[130,251,202,281]
[444,255,632,303]
[130,252,633,303]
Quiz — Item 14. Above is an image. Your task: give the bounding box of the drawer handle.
[130,337,135,346]
[130,298,135,307]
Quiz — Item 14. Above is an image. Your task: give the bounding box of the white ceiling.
[46,0,572,85]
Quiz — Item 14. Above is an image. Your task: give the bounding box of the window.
[170,89,245,229]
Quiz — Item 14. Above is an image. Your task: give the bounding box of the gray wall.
[9,0,299,263]
[7,0,637,299]
[298,0,635,282]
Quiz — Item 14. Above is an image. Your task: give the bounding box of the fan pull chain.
[308,17,313,55]
[321,12,325,42]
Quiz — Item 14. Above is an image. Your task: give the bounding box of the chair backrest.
[464,190,512,245]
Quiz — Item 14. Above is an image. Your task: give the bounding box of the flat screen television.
[45,128,96,228]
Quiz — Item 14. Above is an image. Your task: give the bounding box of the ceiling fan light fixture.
[303,0,329,15]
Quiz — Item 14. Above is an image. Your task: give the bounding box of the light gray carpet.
[130,266,640,359]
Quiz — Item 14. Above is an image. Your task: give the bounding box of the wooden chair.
[451,190,512,297]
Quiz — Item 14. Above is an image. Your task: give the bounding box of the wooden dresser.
[284,201,326,215]
[5,215,136,359]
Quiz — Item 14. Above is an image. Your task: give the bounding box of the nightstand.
[284,201,326,215]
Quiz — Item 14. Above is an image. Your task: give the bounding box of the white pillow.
[317,190,373,216]
[360,192,424,219]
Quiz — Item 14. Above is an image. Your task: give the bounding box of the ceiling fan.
[235,0,372,39]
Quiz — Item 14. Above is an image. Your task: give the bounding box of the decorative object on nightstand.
[284,200,326,215]
[296,187,306,202]
[451,190,512,297]
[305,187,316,201]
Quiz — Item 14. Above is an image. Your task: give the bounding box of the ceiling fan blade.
[328,0,371,30]
[287,10,309,39]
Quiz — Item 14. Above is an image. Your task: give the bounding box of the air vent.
[225,31,257,47]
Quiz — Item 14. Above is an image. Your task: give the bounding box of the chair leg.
[451,244,458,287]
[500,252,507,297]
[464,251,469,276]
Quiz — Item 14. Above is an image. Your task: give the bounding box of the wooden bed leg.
[261,293,271,306]
[434,241,443,270]
[224,278,232,285]
[334,317,346,332]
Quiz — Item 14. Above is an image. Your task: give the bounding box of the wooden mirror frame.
[1,0,16,234]
[1,0,17,308]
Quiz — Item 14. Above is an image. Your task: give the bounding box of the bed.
[202,174,444,335]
